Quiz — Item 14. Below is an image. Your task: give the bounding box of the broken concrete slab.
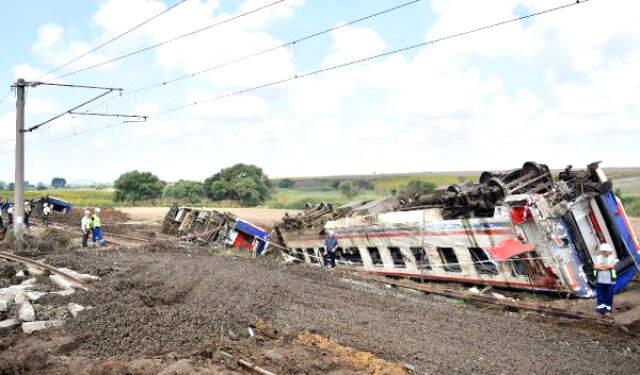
[0,318,20,332]
[67,303,86,318]
[15,269,25,277]
[25,291,47,302]
[52,289,75,297]
[57,268,100,282]
[21,320,64,334]
[20,278,37,286]
[26,266,45,276]
[19,301,36,322]
[49,274,76,290]
[14,290,28,305]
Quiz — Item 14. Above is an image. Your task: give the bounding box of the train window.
[510,256,528,276]
[306,248,319,264]
[343,247,363,265]
[468,248,498,275]
[438,247,462,272]
[410,247,432,270]
[388,247,406,268]
[334,247,344,261]
[293,248,305,261]
[367,247,384,267]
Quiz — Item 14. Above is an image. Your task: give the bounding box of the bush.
[338,181,359,198]
[114,171,164,203]
[51,177,67,188]
[278,178,295,189]
[400,180,437,196]
[203,164,271,206]
[163,180,205,203]
[36,183,48,191]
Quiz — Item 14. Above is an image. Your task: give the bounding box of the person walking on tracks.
[42,203,51,226]
[594,243,618,316]
[323,230,338,268]
[91,208,106,248]
[81,210,92,251]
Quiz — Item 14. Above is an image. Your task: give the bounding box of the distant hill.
[272,167,640,196]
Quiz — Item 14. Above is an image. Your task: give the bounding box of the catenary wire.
[154,0,590,117]
[52,0,288,81]
[84,0,422,112]
[37,0,189,80]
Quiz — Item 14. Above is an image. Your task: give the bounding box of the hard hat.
[329,230,335,236]
[599,243,614,253]
[95,207,101,213]
[84,210,91,215]
[43,203,48,207]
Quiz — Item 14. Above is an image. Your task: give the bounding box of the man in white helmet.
[594,243,618,315]
[42,203,51,226]
[323,230,338,268]
[81,210,92,251]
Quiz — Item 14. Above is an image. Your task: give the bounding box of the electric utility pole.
[14,78,26,245]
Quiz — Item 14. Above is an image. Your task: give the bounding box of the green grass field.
[0,167,637,214]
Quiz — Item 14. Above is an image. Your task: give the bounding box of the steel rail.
[0,251,92,290]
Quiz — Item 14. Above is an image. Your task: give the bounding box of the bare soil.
[0,241,637,374]
[117,207,299,229]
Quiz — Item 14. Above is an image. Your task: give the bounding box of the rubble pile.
[0,258,98,335]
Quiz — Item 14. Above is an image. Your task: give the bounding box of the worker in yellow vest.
[91,207,106,247]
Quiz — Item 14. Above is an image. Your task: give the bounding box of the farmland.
[1,167,639,214]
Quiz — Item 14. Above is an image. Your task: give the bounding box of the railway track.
[41,222,151,246]
[359,274,627,328]
[0,251,92,290]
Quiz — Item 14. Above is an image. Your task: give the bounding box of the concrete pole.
[14,78,26,244]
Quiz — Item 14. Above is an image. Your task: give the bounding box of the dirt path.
[117,207,299,228]
[21,248,638,374]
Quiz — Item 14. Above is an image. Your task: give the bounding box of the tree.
[114,170,164,203]
[401,180,437,196]
[163,180,205,203]
[203,163,271,206]
[331,180,340,190]
[36,183,48,191]
[338,180,359,198]
[7,183,14,190]
[0,181,5,190]
[278,178,295,189]
[51,177,67,188]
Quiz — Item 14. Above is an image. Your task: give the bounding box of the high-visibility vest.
[92,214,101,228]
[594,267,617,281]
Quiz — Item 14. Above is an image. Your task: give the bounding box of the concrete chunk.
[25,291,47,301]
[14,290,28,305]
[57,268,100,282]
[0,319,20,332]
[20,278,37,286]
[67,303,86,317]
[15,270,25,277]
[26,266,45,276]
[21,320,64,334]
[49,274,76,290]
[19,301,36,322]
[52,289,75,297]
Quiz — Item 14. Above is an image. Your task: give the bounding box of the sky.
[0,0,638,184]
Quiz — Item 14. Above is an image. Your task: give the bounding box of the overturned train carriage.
[162,206,270,254]
[275,162,640,297]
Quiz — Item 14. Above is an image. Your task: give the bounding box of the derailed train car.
[162,206,270,255]
[275,162,640,297]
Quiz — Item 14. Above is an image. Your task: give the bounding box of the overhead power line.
[37,0,189,80]
[85,0,422,112]
[154,0,590,117]
[0,90,12,106]
[52,0,288,80]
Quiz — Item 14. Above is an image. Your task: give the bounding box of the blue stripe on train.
[601,190,640,293]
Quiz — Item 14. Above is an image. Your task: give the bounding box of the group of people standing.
[0,198,51,230]
[80,208,106,250]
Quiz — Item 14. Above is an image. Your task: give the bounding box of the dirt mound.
[54,208,131,234]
